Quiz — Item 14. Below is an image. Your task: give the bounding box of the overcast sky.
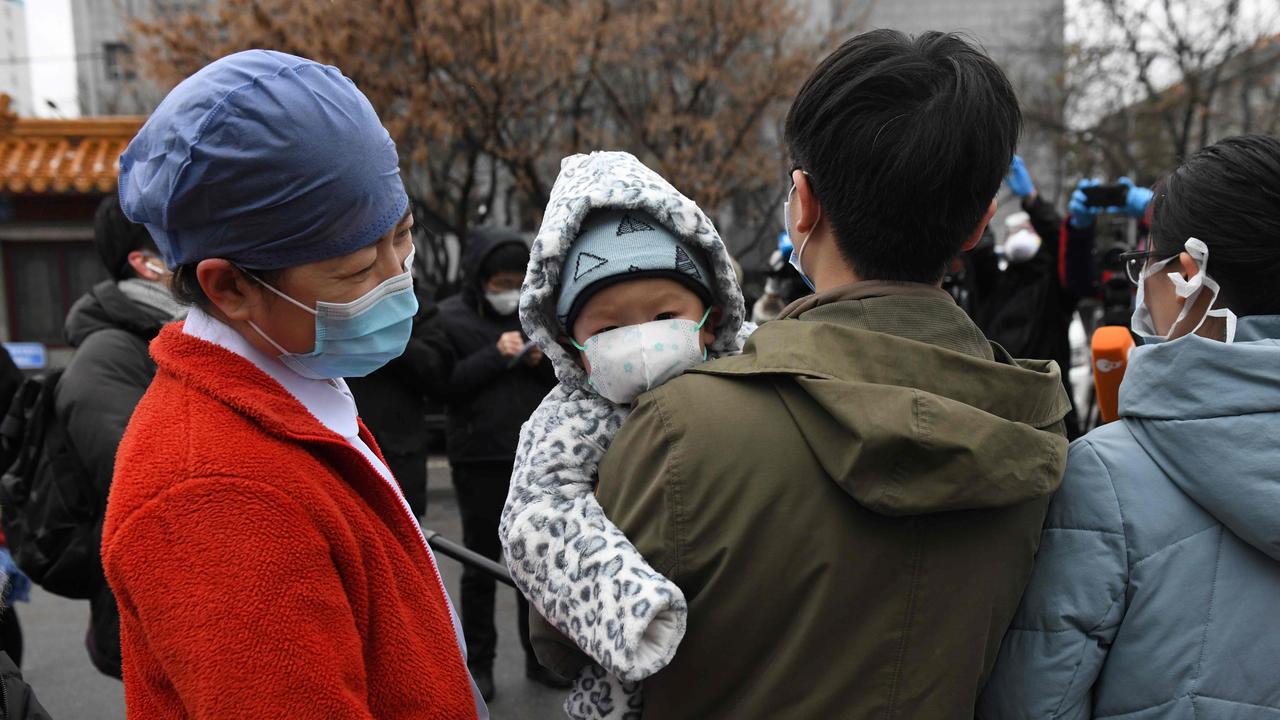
[23,0,77,118]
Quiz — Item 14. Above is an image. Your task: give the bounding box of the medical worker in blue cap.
[101,50,486,719]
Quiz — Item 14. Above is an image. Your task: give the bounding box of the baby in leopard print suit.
[500,152,753,719]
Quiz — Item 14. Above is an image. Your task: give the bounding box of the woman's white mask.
[1132,237,1237,343]
[571,309,711,405]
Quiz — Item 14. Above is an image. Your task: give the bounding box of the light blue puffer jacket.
[979,316,1280,719]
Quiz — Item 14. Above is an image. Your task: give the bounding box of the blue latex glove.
[1118,176,1154,219]
[1005,155,1035,198]
[777,231,794,261]
[1068,178,1102,228]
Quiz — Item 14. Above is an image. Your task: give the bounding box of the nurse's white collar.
[182,305,359,439]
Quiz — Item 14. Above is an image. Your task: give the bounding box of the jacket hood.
[519,151,746,389]
[1119,315,1280,561]
[458,226,528,309]
[691,310,1071,517]
[64,280,169,348]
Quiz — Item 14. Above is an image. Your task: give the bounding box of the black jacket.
[969,196,1093,438]
[57,279,170,679]
[0,349,20,419]
[0,652,50,720]
[347,286,454,456]
[438,229,555,467]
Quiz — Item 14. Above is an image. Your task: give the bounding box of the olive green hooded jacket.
[532,281,1071,719]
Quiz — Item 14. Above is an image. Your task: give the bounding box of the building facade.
[71,0,209,116]
[0,0,32,116]
[0,93,144,366]
[842,0,1069,201]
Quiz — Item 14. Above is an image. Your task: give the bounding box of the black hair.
[94,192,159,281]
[480,242,531,282]
[170,263,285,309]
[784,29,1021,283]
[1150,134,1280,317]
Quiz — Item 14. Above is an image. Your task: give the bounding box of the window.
[3,241,108,345]
[103,42,136,82]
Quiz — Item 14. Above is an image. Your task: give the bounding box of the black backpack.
[0,369,102,599]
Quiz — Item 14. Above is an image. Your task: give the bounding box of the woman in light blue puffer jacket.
[979,134,1280,719]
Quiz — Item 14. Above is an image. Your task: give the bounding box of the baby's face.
[570,277,717,372]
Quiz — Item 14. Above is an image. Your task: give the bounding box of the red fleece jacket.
[102,324,477,719]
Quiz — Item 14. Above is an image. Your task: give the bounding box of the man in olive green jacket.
[534,30,1071,718]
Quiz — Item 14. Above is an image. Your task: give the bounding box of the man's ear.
[792,169,822,236]
[197,259,260,321]
[961,199,999,252]
[126,250,164,281]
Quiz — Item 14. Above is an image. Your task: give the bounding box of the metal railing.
[422,529,515,587]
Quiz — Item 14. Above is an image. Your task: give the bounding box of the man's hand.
[497,331,525,358]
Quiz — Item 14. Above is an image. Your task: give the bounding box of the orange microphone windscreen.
[1092,326,1135,424]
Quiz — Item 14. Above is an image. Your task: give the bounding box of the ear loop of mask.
[229,265,313,356]
[1164,238,1238,343]
[785,182,820,291]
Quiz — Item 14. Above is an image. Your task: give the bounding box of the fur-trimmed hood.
[519,151,747,389]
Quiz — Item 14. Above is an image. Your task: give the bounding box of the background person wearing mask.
[980,134,1280,718]
[103,50,484,719]
[53,193,186,679]
[438,229,562,700]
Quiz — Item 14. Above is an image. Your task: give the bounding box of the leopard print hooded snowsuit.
[501,151,752,719]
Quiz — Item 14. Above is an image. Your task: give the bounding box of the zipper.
[346,443,467,653]
[1,665,9,720]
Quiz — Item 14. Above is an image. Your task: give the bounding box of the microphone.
[1091,326,1135,424]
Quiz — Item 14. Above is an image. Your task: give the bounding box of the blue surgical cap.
[119,49,408,270]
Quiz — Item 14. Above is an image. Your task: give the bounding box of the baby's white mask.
[572,308,711,405]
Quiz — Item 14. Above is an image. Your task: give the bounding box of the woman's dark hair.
[170,263,285,309]
[1150,134,1280,317]
[784,29,1022,283]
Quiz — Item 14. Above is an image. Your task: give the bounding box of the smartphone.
[1081,184,1129,208]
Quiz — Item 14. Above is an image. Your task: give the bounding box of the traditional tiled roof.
[0,94,145,195]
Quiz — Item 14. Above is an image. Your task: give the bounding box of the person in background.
[1065,175,1155,327]
[346,265,454,518]
[979,133,1280,719]
[438,228,563,700]
[0,568,49,720]
[0,349,26,669]
[968,155,1101,438]
[54,193,186,679]
[104,50,484,718]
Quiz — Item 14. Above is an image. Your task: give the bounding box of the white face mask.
[784,182,820,291]
[485,289,521,316]
[1132,237,1237,343]
[1002,228,1042,263]
[571,308,711,405]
